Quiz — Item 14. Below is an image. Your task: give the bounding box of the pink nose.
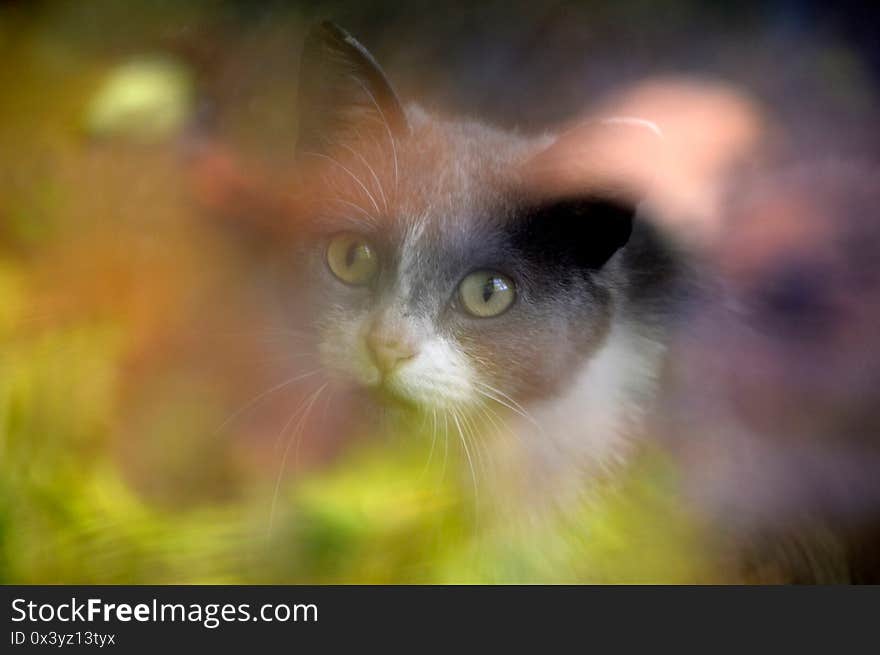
[366,325,417,374]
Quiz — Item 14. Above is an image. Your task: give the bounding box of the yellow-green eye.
[458,270,515,317]
[326,233,379,285]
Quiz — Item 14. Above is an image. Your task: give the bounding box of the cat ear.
[524,117,664,202]
[295,21,409,155]
[516,118,664,269]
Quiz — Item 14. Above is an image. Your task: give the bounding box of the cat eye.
[326,233,379,285]
[458,270,516,318]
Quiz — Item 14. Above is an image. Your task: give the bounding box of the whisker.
[267,382,328,537]
[349,76,399,190]
[419,408,440,481]
[329,196,378,225]
[441,411,449,481]
[271,391,310,453]
[473,382,545,437]
[294,383,331,470]
[301,150,382,215]
[451,408,478,505]
[339,142,388,213]
[270,375,329,453]
[476,398,522,445]
[213,368,323,436]
[459,409,486,473]
[473,380,533,417]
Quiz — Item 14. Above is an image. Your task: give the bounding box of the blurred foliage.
[0,289,710,583]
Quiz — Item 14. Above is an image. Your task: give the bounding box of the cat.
[189,20,684,511]
[272,21,684,503]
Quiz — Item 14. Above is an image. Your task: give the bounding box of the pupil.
[345,243,360,267]
[482,278,496,303]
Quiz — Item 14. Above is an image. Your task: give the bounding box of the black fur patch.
[510,196,634,271]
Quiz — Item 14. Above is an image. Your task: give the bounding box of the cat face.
[291,23,641,413]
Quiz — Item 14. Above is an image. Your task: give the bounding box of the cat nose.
[366,325,417,374]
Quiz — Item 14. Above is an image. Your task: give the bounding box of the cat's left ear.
[524,117,664,205]
[295,21,409,155]
[516,118,664,269]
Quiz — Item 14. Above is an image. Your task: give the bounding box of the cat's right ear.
[295,21,409,155]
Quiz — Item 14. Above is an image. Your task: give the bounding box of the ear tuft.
[597,116,664,139]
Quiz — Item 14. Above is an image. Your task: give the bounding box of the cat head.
[289,22,660,413]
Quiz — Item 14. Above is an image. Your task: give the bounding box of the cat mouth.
[360,367,442,410]
[366,375,423,410]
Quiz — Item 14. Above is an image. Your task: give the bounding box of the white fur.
[387,337,475,407]
[494,319,667,502]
